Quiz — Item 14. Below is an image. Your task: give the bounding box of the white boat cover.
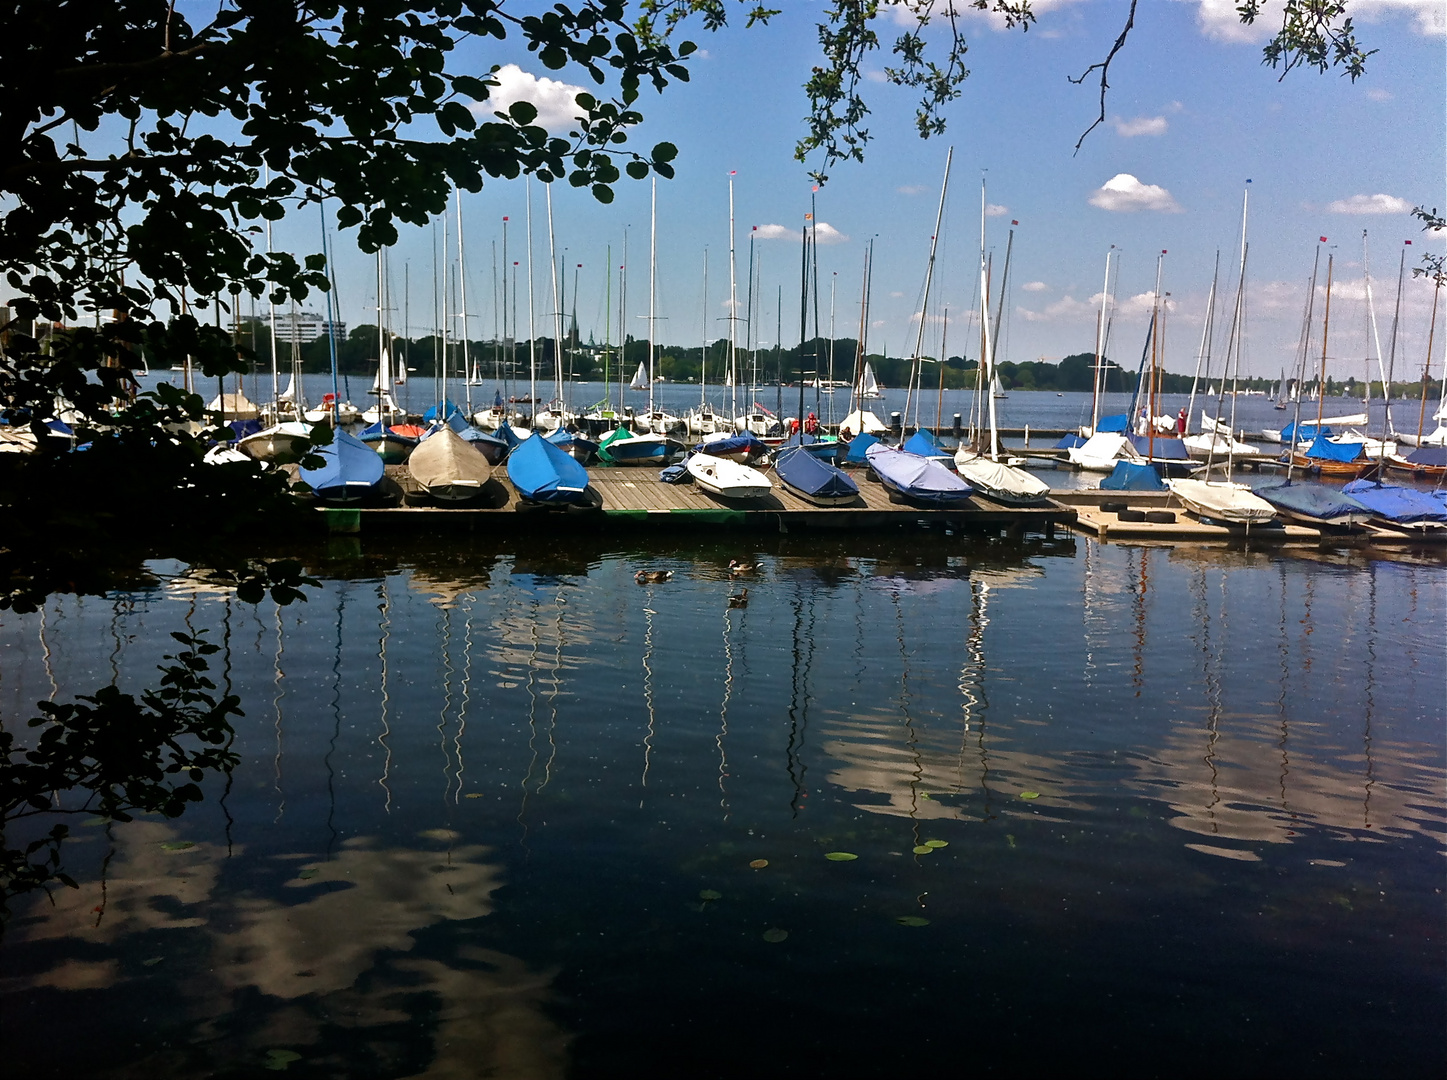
[953,452,1050,502]
[1168,479,1276,524]
[840,409,887,437]
[1067,432,1139,472]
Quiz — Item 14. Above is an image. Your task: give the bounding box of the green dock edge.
[605,508,749,525]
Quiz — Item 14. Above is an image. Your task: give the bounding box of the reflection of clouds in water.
[8,823,566,1078]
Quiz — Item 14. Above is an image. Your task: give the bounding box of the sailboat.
[773,444,859,505]
[1341,478,1447,533]
[990,371,1007,399]
[686,452,773,499]
[865,443,973,507]
[1288,253,1372,478]
[505,429,592,504]
[858,362,883,399]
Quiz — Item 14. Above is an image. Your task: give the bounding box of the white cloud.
[468,64,588,130]
[1365,87,1394,101]
[945,0,1089,31]
[751,222,849,244]
[1021,281,1050,293]
[889,291,905,298]
[985,203,1010,217]
[1088,173,1182,213]
[864,69,889,83]
[1181,0,1443,40]
[1112,115,1168,137]
[1327,193,1413,215]
[897,184,928,196]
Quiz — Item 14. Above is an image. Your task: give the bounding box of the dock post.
[1024,423,1030,448]
[952,413,962,438]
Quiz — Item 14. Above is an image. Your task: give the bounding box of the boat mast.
[850,241,871,420]
[546,182,563,410]
[648,176,657,417]
[979,178,1001,460]
[1147,250,1165,465]
[798,215,809,430]
[456,185,472,418]
[904,146,951,434]
[701,247,709,411]
[603,242,612,415]
[1285,245,1322,482]
[1362,229,1395,436]
[1316,254,1334,431]
[526,176,537,427]
[376,246,387,422]
[728,171,738,419]
[1186,251,1219,440]
[1416,276,1441,442]
[828,271,837,424]
[264,168,279,414]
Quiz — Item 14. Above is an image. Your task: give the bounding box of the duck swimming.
[727,587,749,608]
[727,560,757,575]
[634,570,674,584]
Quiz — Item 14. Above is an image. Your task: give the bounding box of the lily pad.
[159,841,196,852]
[912,845,933,855]
[1019,791,1041,800]
[895,916,931,927]
[762,928,789,943]
[296,868,320,880]
[82,817,110,827]
[464,793,485,799]
[824,851,858,862]
[699,889,722,901]
[142,956,165,967]
[924,840,948,849]
[748,859,768,869]
[263,1049,302,1071]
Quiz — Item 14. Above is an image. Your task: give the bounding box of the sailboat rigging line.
[811,187,824,419]
[640,589,657,802]
[1286,245,1323,482]
[1385,245,1406,389]
[546,182,564,408]
[324,583,347,860]
[375,580,393,813]
[798,213,810,428]
[1362,230,1394,435]
[526,176,537,425]
[649,176,657,417]
[904,146,952,432]
[728,171,739,418]
[456,184,473,414]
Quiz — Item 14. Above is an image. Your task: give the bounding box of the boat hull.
[686,453,772,499]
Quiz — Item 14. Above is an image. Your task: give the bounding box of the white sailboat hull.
[686,453,773,499]
[1167,479,1277,524]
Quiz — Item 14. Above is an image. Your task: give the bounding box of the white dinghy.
[953,451,1051,506]
[686,452,773,499]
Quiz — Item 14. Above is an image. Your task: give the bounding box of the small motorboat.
[686,452,773,499]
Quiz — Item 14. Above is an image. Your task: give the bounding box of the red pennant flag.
[729,170,736,175]
[502,216,509,221]
[1405,239,1413,245]
[1011,219,1019,225]
[1319,236,1328,242]
[752,225,757,231]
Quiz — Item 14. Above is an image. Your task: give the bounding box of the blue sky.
[267,0,1446,381]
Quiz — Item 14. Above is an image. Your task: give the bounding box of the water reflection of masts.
[220,595,237,850]
[538,585,564,794]
[785,584,816,817]
[1276,562,1294,831]
[1081,539,1103,688]
[1130,547,1150,696]
[888,585,925,844]
[1362,565,1377,829]
[956,579,992,817]
[517,595,542,846]
[274,600,288,822]
[325,583,348,859]
[375,579,393,813]
[639,588,657,803]
[436,601,455,805]
[1191,565,1224,835]
[717,603,736,820]
[452,593,475,803]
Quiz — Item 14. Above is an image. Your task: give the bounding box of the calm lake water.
[1,531,1443,1078]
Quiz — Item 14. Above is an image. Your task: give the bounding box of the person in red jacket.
[804,412,819,435]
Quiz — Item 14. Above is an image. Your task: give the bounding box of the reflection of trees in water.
[8,821,566,1078]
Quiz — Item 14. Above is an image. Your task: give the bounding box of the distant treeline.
[225,321,1419,398]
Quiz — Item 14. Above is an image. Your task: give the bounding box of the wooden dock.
[339,467,1074,536]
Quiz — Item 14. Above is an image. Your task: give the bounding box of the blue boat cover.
[493,420,525,448]
[1127,435,1192,461]
[694,433,767,458]
[658,462,691,484]
[1099,461,1166,491]
[843,432,882,465]
[1341,480,1447,523]
[299,428,384,494]
[778,432,840,459]
[865,444,973,505]
[773,445,860,501]
[1254,480,1367,521]
[1095,414,1129,433]
[1280,421,1331,442]
[1406,444,1447,467]
[360,420,418,444]
[424,399,462,425]
[547,428,599,457]
[1054,434,1088,450]
[506,433,591,503]
[228,419,263,440]
[1304,434,1362,462]
[903,430,948,457]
